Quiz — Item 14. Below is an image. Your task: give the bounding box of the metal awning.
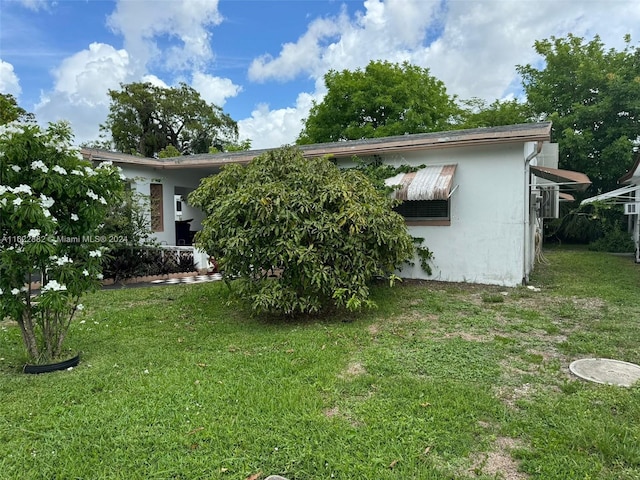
[559,192,575,202]
[530,165,591,192]
[384,165,457,201]
[581,184,640,205]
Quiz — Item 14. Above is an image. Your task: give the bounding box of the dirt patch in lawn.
[470,436,529,479]
[340,361,367,378]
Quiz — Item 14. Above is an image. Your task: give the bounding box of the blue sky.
[1,0,639,150]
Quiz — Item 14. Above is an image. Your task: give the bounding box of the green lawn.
[1,247,639,479]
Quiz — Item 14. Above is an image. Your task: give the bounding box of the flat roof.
[81,122,552,170]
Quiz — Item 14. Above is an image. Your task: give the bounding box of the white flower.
[96,273,104,280]
[0,288,3,295]
[71,169,84,176]
[39,194,54,208]
[89,250,102,258]
[0,185,7,195]
[0,198,6,207]
[76,304,84,311]
[84,167,97,177]
[10,165,21,172]
[55,255,72,266]
[11,288,20,295]
[119,173,127,181]
[41,280,67,292]
[52,165,67,175]
[13,197,22,206]
[70,213,79,221]
[42,209,51,218]
[82,269,89,276]
[31,160,49,173]
[97,161,113,169]
[15,184,32,194]
[27,229,40,238]
[86,190,98,200]
[99,197,107,205]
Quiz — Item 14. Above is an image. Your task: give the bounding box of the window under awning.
[530,165,591,192]
[384,165,457,201]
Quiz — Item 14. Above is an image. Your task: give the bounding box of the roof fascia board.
[81,123,552,169]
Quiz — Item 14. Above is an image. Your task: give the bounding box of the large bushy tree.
[518,34,640,194]
[189,146,415,315]
[297,61,459,144]
[101,82,239,158]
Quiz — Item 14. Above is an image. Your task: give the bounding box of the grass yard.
[1,247,640,479]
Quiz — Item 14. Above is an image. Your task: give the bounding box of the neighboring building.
[581,155,640,263]
[81,122,590,286]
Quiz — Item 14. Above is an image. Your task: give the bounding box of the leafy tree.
[0,93,34,125]
[158,145,181,158]
[457,98,535,129]
[189,146,415,315]
[297,61,459,144]
[219,138,252,152]
[101,82,238,158]
[518,34,640,194]
[0,121,124,363]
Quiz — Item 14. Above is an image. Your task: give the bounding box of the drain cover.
[569,358,640,387]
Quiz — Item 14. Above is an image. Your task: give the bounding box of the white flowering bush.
[0,121,123,363]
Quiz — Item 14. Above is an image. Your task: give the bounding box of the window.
[150,183,164,232]
[385,165,455,226]
[394,199,449,218]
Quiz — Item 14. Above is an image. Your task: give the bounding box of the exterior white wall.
[118,140,542,285]
[119,166,209,246]
[342,142,532,286]
[117,165,212,269]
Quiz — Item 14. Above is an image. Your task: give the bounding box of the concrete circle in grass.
[569,358,640,387]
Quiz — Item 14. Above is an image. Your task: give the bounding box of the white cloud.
[0,60,21,96]
[241,0,640,148]
[238,87,322,149]
[107,0,223,74]
[248,13,347,82]
[191,72,241,107]
[35,43,131,144]
[140,74,169,88]
[18,0,50,11]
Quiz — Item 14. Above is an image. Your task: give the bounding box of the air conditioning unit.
[539,186,559,219]
[624,202,639,215]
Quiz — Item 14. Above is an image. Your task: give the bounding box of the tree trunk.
[18,311,40,362]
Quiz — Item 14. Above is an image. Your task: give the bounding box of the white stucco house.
[81,122,590,287]
[581,155,640,262]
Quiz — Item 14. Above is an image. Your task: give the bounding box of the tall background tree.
[297,61,459,144]
[457,98,535,129]
[101,82,239,158]
[0,93,35,125]
[518,34,640,195]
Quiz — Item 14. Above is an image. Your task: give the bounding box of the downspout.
[523,141,544,284]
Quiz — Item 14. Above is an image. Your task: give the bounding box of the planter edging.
[23,354,80,374]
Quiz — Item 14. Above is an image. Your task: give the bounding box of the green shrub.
[189,146,415,315]
[588,222,635,253]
